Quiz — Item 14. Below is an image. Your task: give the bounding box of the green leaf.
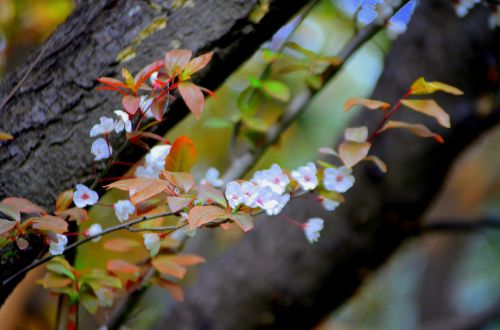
[261,80,290,102]
[242,116,267,132]
[47,261,76,281]
[80,293,99,314]
[237,86,260,115]
[306,75,323,90]
[286,41,318,58]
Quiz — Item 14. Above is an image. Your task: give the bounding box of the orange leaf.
[134,60,164,91]
[401,99,450,128]
[1,197,47,215]
[103,238,140,253]
[0,219,16,235]
[164,49,192,77]
[183,51,213,78]
[107,259,141,274]
[97,77,129,90]
[338,141,371,168]
[31,215,68,233]
[165,136,197,172]
[56,189,74,212]
[344,126,368,143]
[178,82,205,119]
[343,97,390,112]
[188,205,226,229]
[122,95,140,115]
[106,178,170,204]
[152,257,187,279]
[381,120,444,143]
[167,197,193,213]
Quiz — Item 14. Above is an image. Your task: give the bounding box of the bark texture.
[157,1,500,329]
[0,0,310,305]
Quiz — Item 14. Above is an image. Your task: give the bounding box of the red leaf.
[31,215,68,233]
[152,257,187,279]
[178,82,205,119]
[166,254,205,266]
[164,49,192,77]
[167,197,193,213]
[134,60,164,92]
[97,77,129,90]
[0,219,16,235]
[106,178,170,204]
[122,95,140,115]
[165,136,197,172]
[56,189,74,212]
[163,172,195,193]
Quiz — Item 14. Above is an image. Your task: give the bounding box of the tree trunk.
[156,1,500,329]
[0,0,310,306]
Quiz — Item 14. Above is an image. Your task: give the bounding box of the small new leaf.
[381,120,444,143]
[344,97,391,112]
[339,141,371,168]
[401,99,450,128]
[344,126,368,143]
[410,77,464,96]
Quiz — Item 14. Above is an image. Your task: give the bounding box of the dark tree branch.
[421,217,500,233]
[156,1,500,329]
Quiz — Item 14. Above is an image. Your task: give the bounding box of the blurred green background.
[1,0,499,329]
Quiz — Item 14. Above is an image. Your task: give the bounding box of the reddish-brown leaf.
[401,99,450,128]
[178,82,205,119]
[16,237,29,250]
[410,77,464,96]
[164,49,192,77]
[155,279,184,301]
[183,51,213,77]
[163,172,195,193]
[107,259,141,274]
[188,205,226,229]
[134,60,164,91]
[2,197,47,215]
[165,136,197,172]
[0,204,21,221]
[195,184,227,207]
[122,95,140,115]
[165,254,206,266]
[338,141,371,168]
[103,238,140,253]
[56,208,88,225]
[381,120,444,143]
[97,77,129,90]
[227,212,254,232]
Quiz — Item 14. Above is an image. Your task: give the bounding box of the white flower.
[225,181,245,209]
[114,110,132,133]
[49,234,68,255]
[91,138,112,161]
[291,162,318,191]
[73,184,98,208]
[143,233,160,257]
[90,117,115,137]
[323,166,355,193]
[140,95,155,118]
[253,187,290,216]
[357,3,378,26]
[135,144,171,178]
[321,198,340,212]
[386,21,407,39]
[114,200,135,222]
[304,217,324,244]
[88,223,103,242]
[251,164,290,194]
[241,181,260,207]
[200,167,223,187]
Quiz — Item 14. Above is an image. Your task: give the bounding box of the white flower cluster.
[200,167,224,187]
[49,234,68,255]
[89,110,133,161]
[135,144,172,178]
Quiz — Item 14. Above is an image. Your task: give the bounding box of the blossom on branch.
[88,223,103,242]
[49,234,68,255]
[90,116,115,137]
[321,197,340,211]
[323,166,355,193]
[291,162,318,191]
[143,233,161,257]
[114,110,132,133]
[73,184,98,208]
[114,200,135,222]
[200,167,223,187]
[304,217,324,244]
[251,164,290,194]
[135,144,171,179]
[91,138,112,161]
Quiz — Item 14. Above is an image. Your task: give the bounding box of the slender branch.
[2,211,176,286]
[126,225,177,232]
[222,16,387,183]
[420,217,500,233]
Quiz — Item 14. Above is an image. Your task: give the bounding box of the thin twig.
[421,217,500,233]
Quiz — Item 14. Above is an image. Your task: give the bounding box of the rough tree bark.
[0,0,310,306]
[157,1,500,329]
